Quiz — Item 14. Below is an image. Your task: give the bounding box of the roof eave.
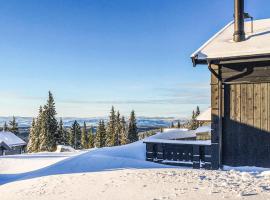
[191,55,208,67]
[192,53,270,67]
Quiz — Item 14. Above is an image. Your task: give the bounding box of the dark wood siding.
[223,83,270,167]
[210,65,221,169]
[221,62,270,83]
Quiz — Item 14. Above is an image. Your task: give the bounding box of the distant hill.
[0,116,187,128]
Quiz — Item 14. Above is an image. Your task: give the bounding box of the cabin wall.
[221,61,270,83]
[211,61,270,168]
[210,64,222,169]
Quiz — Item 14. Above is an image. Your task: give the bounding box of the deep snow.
[0,141,170,185]
[1,140,270,200]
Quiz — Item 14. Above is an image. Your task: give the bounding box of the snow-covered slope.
[1,140,270,200]
[0,141,169,185]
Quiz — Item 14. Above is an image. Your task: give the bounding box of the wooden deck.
[144,140,212,169]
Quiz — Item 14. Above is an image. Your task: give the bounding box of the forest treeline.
[26,91,138,152]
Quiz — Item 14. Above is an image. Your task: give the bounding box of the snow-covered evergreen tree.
[33,106,43,152]
[120,116,127,145]
[8,116,19,135]
[3,122,8,131]
[69,120,81,149]
[127,110,138,143]
[88,126,95,148]
[177,121,181,128]
[39,91,58,152]
[106,106,116,146]
[189,106,201,130]
[57,118,65,145]
[27,118,36,153]
[95,120,106,148]
[115,111,121,146]
[81,122,88,149]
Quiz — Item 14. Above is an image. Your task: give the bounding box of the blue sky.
[0,0,269,118]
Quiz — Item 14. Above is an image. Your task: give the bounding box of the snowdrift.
[0,141,170,185]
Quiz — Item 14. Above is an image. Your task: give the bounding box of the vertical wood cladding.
[209,61,270,168]
[222,82,270,167]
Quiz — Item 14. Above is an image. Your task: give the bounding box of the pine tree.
[57,118,65,145]
[195,106,200,116]
[39,91,58,152]
[34,106,43,152]
[81,122,88,149]
[39,105,49,151]
[177,121,181,129]
[69,120,81,149]
[127,110,138,143]
[106,106,116,146]
[3,122,8,131]
[95,120,106,148]
[27,118,36,153]
[189,106,201,130]
[171,122,175,128]
[9,116,19,135]
[68,127,74,147]
[120,116,127,145]
[115,111,121,146]
[47,91,58,149]
[88,126,95,148]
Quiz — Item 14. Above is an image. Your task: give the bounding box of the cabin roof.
[0,131,26,147]
[0,141,11,150]
[196,107,211,121]
[191,18,270,66]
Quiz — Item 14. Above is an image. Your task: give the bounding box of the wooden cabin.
[196,108,211,140]
[0,131,26,156]
[191,0,270,169]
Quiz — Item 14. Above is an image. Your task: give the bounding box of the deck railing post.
[192,145,200,169]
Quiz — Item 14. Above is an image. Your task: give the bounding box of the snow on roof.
[0,131,26,147]
[194,124,211,134]
[0,141,11,150]
[143,138,211,146]
[143,128,197,144]
[191,18,270,63]
[196,107,211,121]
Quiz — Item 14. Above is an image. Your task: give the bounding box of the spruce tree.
[177,121,181,129]
[189,106,201,130]
[3,122,8,131]
[88,126,95,148]
[195,106,200,116]
[57,118,65,145]
[34,106,43,152]
[68,127,74,147]
[81,122,88,149]
[127,110,138,143]
[69,120,81,149]
[39,105,50,151]
[27,118,36,153]
[39,91,58,152]
[47,91,58,149]
[120,116,127,145]
[106,106,116,146]
[95,120,106,148]
[9,116,19,135]
[115,111,121,146]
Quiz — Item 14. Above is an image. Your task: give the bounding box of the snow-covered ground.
[1,141,270,200]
